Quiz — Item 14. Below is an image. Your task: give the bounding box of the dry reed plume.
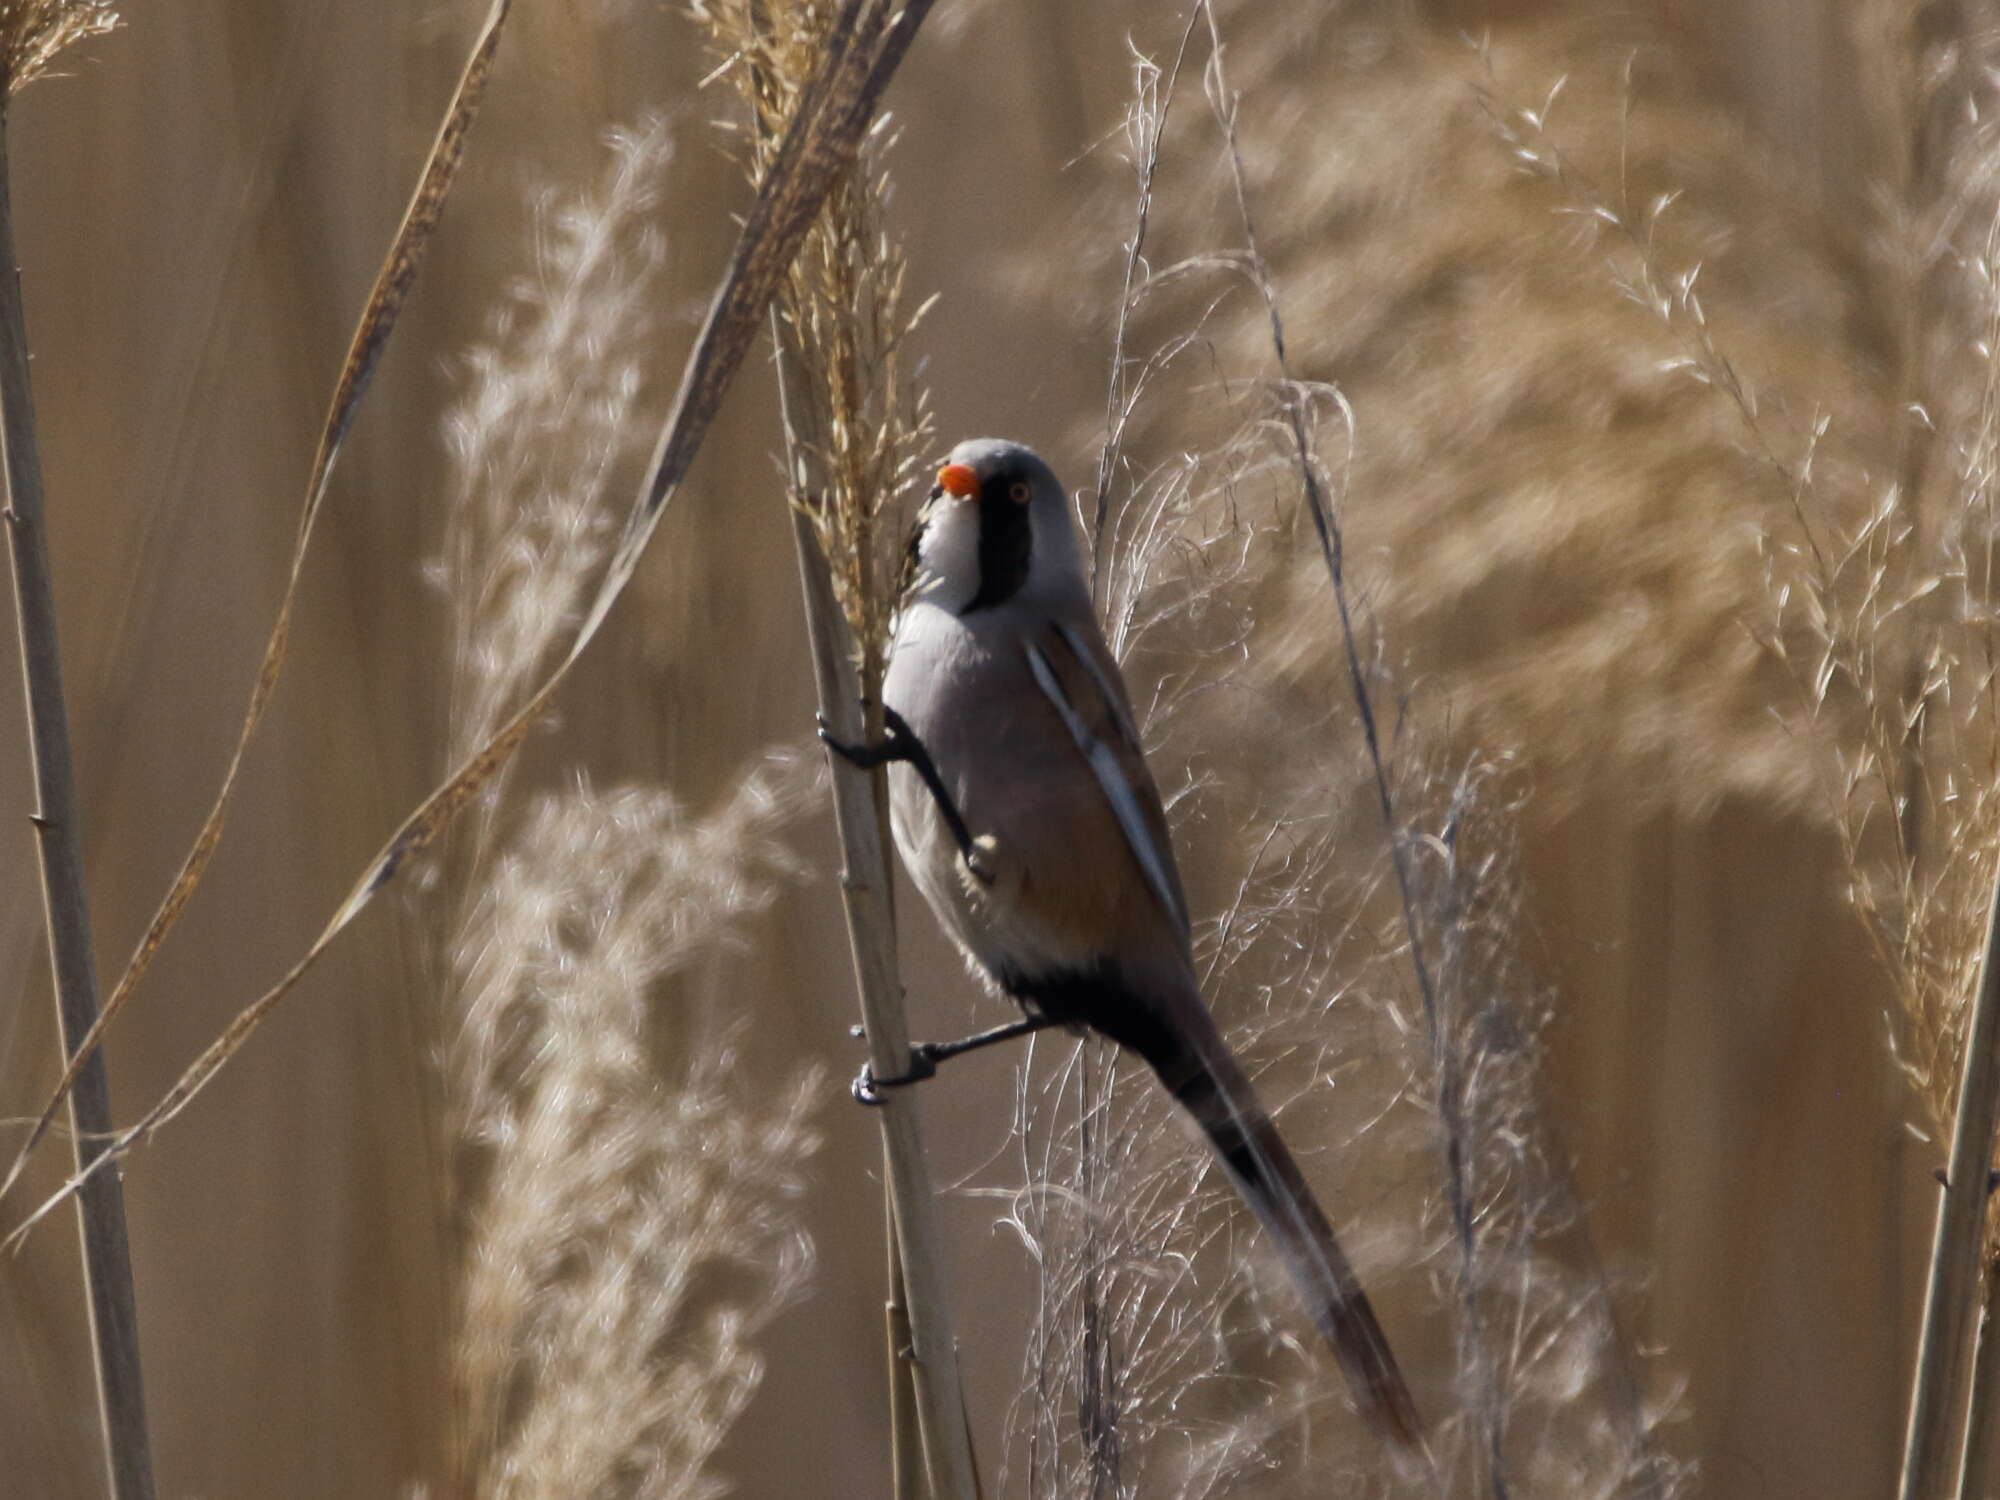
[689,0,934,671]
[432,124,824,1500]
[0,0,932,1242]
[1142,3,2000,1495]
[0,0,115,95]
[1003,9,1687,1496]
[442,773,822,1500]
[1467,13,2000,1490]
[435,120,673,789]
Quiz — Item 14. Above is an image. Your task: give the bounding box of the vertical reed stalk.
[1902,853,2000,1500]
[1954,1253,2000,1500]
[790,498,978,1499]
[0,108,156,1500]
[886,1205,922,1500]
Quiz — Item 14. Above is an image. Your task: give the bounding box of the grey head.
[900,437,1088,618]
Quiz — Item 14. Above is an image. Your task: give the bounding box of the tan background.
[0,2,1936,1496]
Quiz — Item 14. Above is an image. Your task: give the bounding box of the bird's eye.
[1008,480,1032,505]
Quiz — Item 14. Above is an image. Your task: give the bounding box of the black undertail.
[1001,960,1425,1452]
[1004,962,1181,1064]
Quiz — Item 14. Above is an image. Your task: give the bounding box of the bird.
[820,436,1424,1451]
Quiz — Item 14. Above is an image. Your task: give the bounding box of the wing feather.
[1023,621,1190,939]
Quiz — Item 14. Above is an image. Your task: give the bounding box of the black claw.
[817,705,991,883]
[816,713,871,767]
[850,1049,940,1107]
[817,706,909,771]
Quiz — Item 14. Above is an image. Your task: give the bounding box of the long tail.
[1159,1033,1423,1452]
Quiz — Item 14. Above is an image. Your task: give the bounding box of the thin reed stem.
[790,499,980,1500]
[0,108,155,1500]
[1953,1253,2000,1500]
[1901,852,2000,1500]
[886,1204,923,1500]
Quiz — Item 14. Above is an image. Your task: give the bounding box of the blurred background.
[0,1,1953,1496]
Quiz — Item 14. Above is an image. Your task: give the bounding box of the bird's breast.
[881,604,1174,992]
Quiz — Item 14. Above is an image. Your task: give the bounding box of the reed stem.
[1901,851,2000,1500]
[0,107,156,1500]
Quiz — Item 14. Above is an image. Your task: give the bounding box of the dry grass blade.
[0,0,513,1203]
[4,0,938,1247]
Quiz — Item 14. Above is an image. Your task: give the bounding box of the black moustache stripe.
[963,483,1032,613]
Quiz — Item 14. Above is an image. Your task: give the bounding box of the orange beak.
[937,462,979,500]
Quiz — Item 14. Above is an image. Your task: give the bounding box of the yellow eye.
[1008,479,1032,505]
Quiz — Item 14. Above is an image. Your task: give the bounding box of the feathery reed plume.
[435,118,674,813]
[690,5,972,1494]
[0,0,115,95]
[3,0,937,1236]
[689,0,934,673]
[444,773,822,1500]
[430,127,823,1499]
[1008,10,1687,1495]
[1478,10,2000,1495]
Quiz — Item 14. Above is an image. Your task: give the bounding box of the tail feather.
[1164,1040,1424,1452]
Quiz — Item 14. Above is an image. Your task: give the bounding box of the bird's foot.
[850,1046,941,1107]
[816,707,901,769]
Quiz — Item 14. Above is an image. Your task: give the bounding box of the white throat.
[909,496,984,615]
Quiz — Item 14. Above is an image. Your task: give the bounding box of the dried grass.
[431,126,825,1500]
[1475,5,2000,1195]
[443,773,821,1500]
[690,0,934,677]
[0,0,115,94]
[434,119,673,813]
[1004,10,1690,1496]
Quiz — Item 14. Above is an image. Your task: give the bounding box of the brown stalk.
[1901,851,2000,1500]
[1954,1253,2000,1500]
[6,0,938,1251]
[0,104,155,1500]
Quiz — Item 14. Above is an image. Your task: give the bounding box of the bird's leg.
[818,705,991,882]
[851,1014,1061,1106]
